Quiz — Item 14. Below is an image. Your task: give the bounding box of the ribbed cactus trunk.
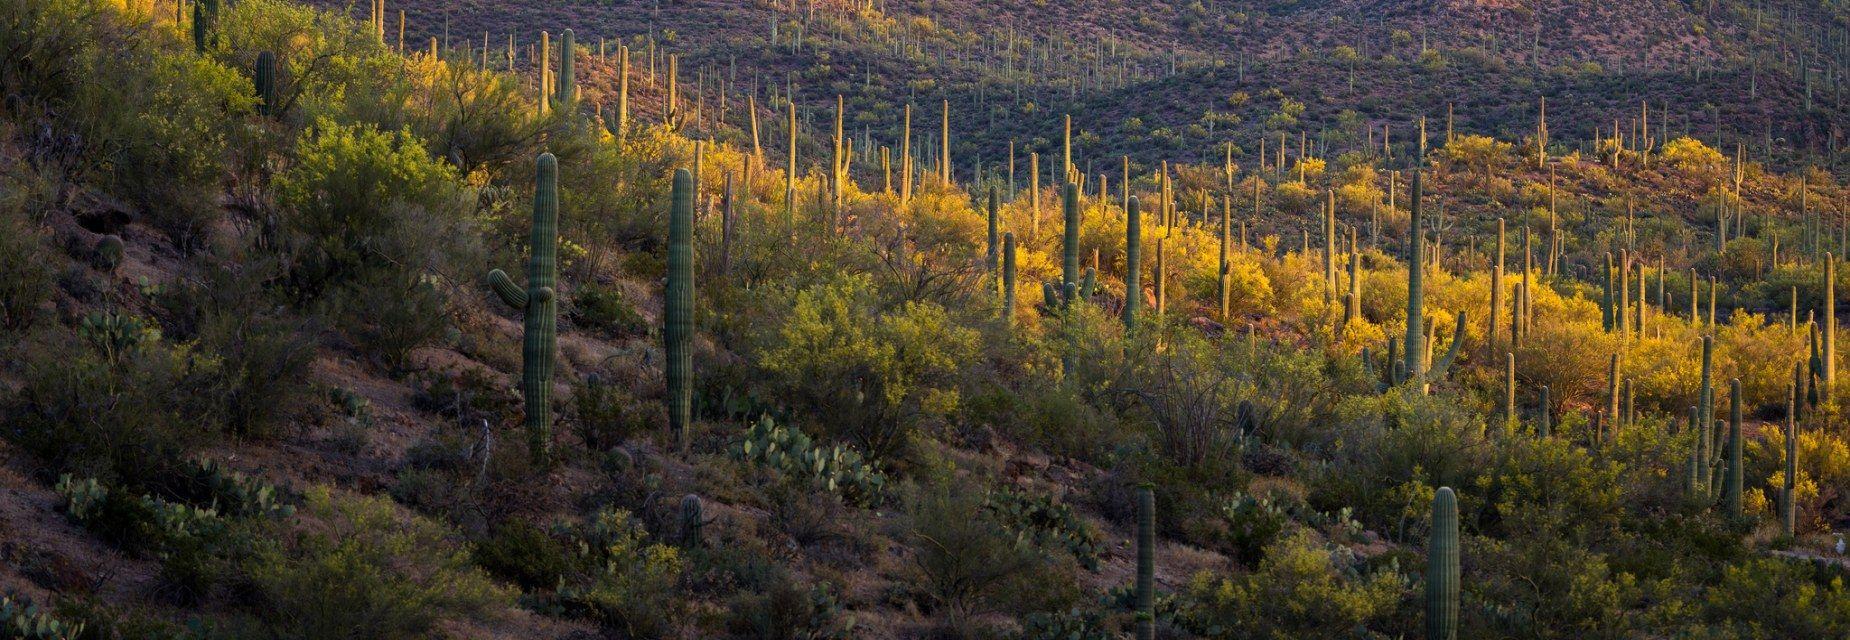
[1487,217,1502,353]
[1503,352,1516,432]
[1826,253,1836,402]
[556,29,576,106]
[1062,182,1080,304]
[1002,233,1017,323]
[486,154,560,465]
[1404,170,1426,381]
[1125,196,1141,332]
[1536,385,1550,438]
[986,187,999,272]
[1135,484,1156,640]
[1427,486,1459,640]
[1725,378,1744,516]
[254,51,277,118]
[192,0,217,53]
[1784,364,1800,537]
[666,169,695,452]
[1697,335,1715,493]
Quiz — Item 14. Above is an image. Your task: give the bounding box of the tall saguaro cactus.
[985,187,999,272]
[1062,182,1081,303]
[1725,378,1744,516]
[665,169,695,452]
[1135,484,1156,640]
[1002,232,1017,323]
[556,29,576,106]
[487,153,561,464]
[1826,253,1836,402]
[1404,170,1427,381]
[1124,196,1141,332]
[1784,364,1800,537]
[1427,487,1460,640]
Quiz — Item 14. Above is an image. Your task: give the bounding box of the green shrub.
[474,519,573,591]
[8,327,223,481]
[570,282,649,337]
[724,578,856,640]
[1174,532,1408,638]
[243,487,511,639]
[898,487,1055,631]
[0,195,53,331]
[754,273,978,458]
[548,508,687,637]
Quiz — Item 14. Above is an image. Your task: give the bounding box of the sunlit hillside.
[1,0,1848,638]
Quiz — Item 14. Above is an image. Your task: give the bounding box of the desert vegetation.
[1,0,1849,638]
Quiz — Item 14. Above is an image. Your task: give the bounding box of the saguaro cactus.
[1826,253,1836,402]
[192,0,218,53]
[1725,378,1744,516]
[1063,182,1080,303]
[1536,385,1551,438]
[1124,196,1141,332]
[254,51,277,117]
[986,186,999,272]
[665,169,695,451]
[1002,233,1017,322]
[487,153,560,464]
[1697,335,1715,486]
[1404,170,1427,381]
[1784,364,1800,537]
[1427,487,1459,640]
[556,29,576,106]
[680,494,704,548]
[1135,484,1156,640]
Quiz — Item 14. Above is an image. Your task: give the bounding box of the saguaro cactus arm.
[487,269,529,308]
[1424,310,1468,382]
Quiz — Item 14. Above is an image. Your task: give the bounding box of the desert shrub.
[1173,532,1408,638]
[571,282,649,337]
[1466,533,1644,638]
[7,322,224,481]
[547,508,687,637]
[0,195,54,331]
[60,29,255,251]
[574,374,649,453]
[724,577,857,640]
[754,273,978,458]
[55,474,235,599]
[243,487,510,639]
[897,487,1053,632]
[474,519,574,591]
[272,119,476,363]
[1699,557,1850,637]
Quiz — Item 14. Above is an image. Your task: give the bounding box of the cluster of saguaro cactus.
[1427,487,1459,640]
[487,153,560,465]
[665,169,695,452]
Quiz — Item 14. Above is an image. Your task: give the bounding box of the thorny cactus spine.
[486,153,559,465]
[666,168,695,452]
[1427,486,1459,640]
